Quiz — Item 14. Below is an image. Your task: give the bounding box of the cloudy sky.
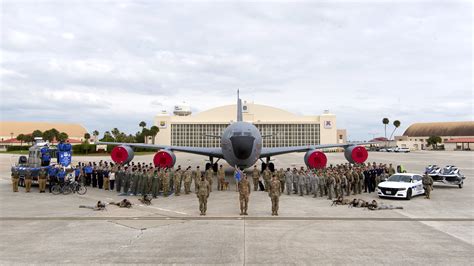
[1,0,472,140]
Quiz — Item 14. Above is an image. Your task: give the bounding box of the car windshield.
[388,174,412,183]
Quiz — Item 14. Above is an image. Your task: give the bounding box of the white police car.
[377,173,425,200]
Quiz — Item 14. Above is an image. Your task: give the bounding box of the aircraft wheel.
[205,163,211,171]
[459,182,463,189]
[212,163,218,172]
[261,162,267,172]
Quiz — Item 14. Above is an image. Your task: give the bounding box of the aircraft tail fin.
[237,89,243,122]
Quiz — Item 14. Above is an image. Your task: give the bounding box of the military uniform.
[116,168,123,193]
[292,170,298,194]
[217,167,225,191]
[327,175,335,200]
[38,168,47,193]
[269,178,281,215]
[192,167,200,192]
[304,172,311,195]
[184,170,192,194]
[205,168,213,192]
[238,177,251,215]
[278,169,285,193]
[197,178,210,215]
[298,171,306,196]
[422,174,434,199]
[162,171,170,197]
[310,172,319,198]
[11,168,19,192]
[132,169,139,195]
[174,169,182,196]
[284,170,293,195]
[263,169,271,192]
[123,169,131,194]
[24,170,33,193]
[103,167,110,191]
[319,174,326,197]
[152,170,159,198]
[252,167,260,191]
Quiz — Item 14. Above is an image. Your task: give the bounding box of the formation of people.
[10,160,435,216]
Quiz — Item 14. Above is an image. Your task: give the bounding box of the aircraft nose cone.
[230,136,255,160]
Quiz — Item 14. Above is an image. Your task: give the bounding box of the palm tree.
[84,133,91,143]
[139,121,147,129]
[389,120,401,141]
[111,128,120,139]
[92,130,99,141]
[16,134,25,146]
[382,118,389,147]
[149,126,159,144]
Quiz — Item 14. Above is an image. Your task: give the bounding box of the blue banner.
[234,169,242,182]
[58,151,72,167]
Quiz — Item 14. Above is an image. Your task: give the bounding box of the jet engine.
[153,150,176,168]
[110,145,134,164]
[304,150,327,169]
[344,146,368,164]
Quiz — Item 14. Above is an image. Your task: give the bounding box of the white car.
[394,147,410,153]
[377,173,425,200]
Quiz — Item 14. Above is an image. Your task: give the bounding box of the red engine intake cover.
[110,145,134,164]
[304,150,327,169]
[153,150,176,168]
[345,146,368,164]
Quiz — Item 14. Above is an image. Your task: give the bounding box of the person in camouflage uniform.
[269,175,281,216]
[184,167,192,194]
[238,174,251,215]
[38,167,47,193]
[11,167,19,192]
[422,174,434,199]
[192,166,200,192]
[174,167,182,196]
[196,175,210,215]
[263,168,271,192]
[252,165,260,191]
[205,167,213,192]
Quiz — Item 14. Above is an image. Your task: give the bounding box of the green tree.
[142,128,150,143]
[149,125,159,144]
[16,134,25,145]
[389,120,401,141]
[100,131,115,142]
[84,133,91,143]
[58,132,69,142]
[427,136,442,150]
[92,130,99,140]
[23,135,34,144]
[382,118,389,147]
[139,121,147,129]
[32,130,43,138]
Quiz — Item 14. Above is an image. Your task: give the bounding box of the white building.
[153,102,345,148]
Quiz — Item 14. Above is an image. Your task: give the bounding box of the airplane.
[98,91,370,171]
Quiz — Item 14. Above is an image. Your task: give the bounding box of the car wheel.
[406,188,412,200]
[459,182,463,189]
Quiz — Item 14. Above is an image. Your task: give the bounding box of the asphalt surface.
[0,151,473,265]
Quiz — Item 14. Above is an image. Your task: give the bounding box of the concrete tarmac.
[0,151,473,264]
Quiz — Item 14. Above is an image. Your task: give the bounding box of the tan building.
[153,102,343,148]
[0,121,88,144]
[395,121,474,151]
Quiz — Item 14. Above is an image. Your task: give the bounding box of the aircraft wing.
[97,142,224,158]
[259,143,371,158]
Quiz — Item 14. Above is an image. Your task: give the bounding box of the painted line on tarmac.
[136,204,188,215]
[1,217,472,222]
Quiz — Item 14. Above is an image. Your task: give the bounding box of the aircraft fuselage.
[220,121,262,169]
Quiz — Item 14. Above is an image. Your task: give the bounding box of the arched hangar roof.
[403,121,474,137]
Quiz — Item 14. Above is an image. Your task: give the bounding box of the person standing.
[97,164,104,189]
[24,169,33,193]
[205,167,213,192]
[109,169,115,191]
[91,164,98,188]
[217,165,225,191]
[192,166,201,192]
[269,175,281,216]
[252,165,260,191]
[422,174,434,199]
[11,167,19,192]
[174,167,182,196]
[284,168,293,195]
[196,175,210,215]
[311,170,319,198]
[278,168,285,193]
[238,174,251,215]
[38,167,47,193]
[263,168,271,192]
[162,169,170,197]
[327,173,335,200]
[292,168,298,194]
[184,167,192,194]
[103,165,110,191]
[115,166,123,193]
[298,169,306,196]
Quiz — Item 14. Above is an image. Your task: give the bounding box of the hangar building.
[396,121,474,150]
[153,102,346,148]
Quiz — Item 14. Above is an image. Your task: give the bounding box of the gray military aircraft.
[98,91,370,170]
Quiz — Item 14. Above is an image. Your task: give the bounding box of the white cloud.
[0,0,471,140]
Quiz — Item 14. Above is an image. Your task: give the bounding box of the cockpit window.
[233,132,242,136]
[243,132,251,136]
